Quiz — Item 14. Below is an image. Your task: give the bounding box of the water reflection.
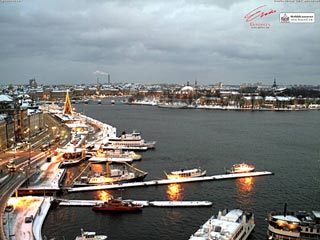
[235,177,254,206]
[166,183,184,201]
[97,190,112,201]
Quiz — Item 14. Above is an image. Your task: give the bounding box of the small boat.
[164,168,206,180]
[158,102,188,109]
[267,204,320,240]
[189,209,255,240]
[226,163,255,174]
[92,198,143,212]
[75,228,107,240]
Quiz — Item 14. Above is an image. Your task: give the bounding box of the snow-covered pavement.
[4,196,51,240]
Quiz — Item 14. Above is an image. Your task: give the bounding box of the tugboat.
[189,209,255,240]
[267,204,320,240]
[92,198,143,212]
[164,168,206,180]
[226,163,255,174]
[75,228,107,240]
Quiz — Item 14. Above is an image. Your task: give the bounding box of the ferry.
[92,198,143,212]
[164,168,206,180]
[75,228,107,240]
[267,205,320,240]
[89,149,141,163]
[226,163,255,174]
[88,156,133,163]
[77,162,148,185]
[102,140,155,151]
[112,130,142,141]
[189,209,255,240]
[58,146,87,168]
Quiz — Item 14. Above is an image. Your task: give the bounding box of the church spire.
[63,89,73,115]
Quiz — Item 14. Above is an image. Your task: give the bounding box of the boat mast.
[106,162,111,177]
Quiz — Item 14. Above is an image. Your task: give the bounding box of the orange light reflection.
[97,190,113,201]
[236,177,254,193]
[166,183,183,201]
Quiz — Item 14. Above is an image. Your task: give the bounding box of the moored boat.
[165,168,206,180]
[102,139,155,151]
[75,228,107,240]
[189,209,255,240]
[226,163,255,174]
[76,162,148,185]
[58,146,87,168]
[267,204,320,240]
[92,198,143,212]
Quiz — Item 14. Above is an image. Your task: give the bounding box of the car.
[6,160,16,172]
[40,144,50,151]
[5,205,14,212]
[24,215,33,223]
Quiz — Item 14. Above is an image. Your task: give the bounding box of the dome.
[181,86,194,92]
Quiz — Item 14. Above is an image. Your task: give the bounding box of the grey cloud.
[0,0,319,85]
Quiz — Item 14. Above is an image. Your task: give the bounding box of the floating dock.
[57,199,213,207]
[68,171,273,192]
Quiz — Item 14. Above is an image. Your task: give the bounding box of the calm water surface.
[43,101,320,240]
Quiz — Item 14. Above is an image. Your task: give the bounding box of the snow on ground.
[5,196,45,240]
[29,155,64,189]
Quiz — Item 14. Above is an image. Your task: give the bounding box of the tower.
[63,89,73,115]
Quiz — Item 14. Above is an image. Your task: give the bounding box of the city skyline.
[0,0,319,85]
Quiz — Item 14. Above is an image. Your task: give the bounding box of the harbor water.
[42,101,320,240]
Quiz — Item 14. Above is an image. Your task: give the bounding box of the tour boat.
[189,209,255,240]
[75,228,107,240]
[226,163,255,174]
[88,149,141,163]
[107,130,143,142]
[102,139,155,151]
[267,204,320,240]
[92,198,143,212]
[79,162,148,185]
[164,168,206,180]
[58,146,87,168]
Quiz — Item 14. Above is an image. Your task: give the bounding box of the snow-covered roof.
[181,86,194,92]
[0,94,13,102]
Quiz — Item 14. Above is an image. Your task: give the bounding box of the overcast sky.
[0,0,319,86]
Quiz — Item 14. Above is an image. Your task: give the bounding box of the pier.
[57,199,213,207]
[68,171,273,192]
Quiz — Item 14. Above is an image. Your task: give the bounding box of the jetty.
[68,171,273,192]
[57,199,213,207]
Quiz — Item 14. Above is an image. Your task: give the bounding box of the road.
[0,112,68,240]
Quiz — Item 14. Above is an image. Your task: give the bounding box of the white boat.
[189,209,255,240]
[58,146,87,168]
[105,130,142,142]
[267,204,320,240]
[158,102,188,109]
[88,156,133,163]
[226,163,255,174]
[75,228,107,240]
[164,168,206,180]
[102,139,155,151]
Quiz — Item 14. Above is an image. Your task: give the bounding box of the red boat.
[92,198,143,212]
